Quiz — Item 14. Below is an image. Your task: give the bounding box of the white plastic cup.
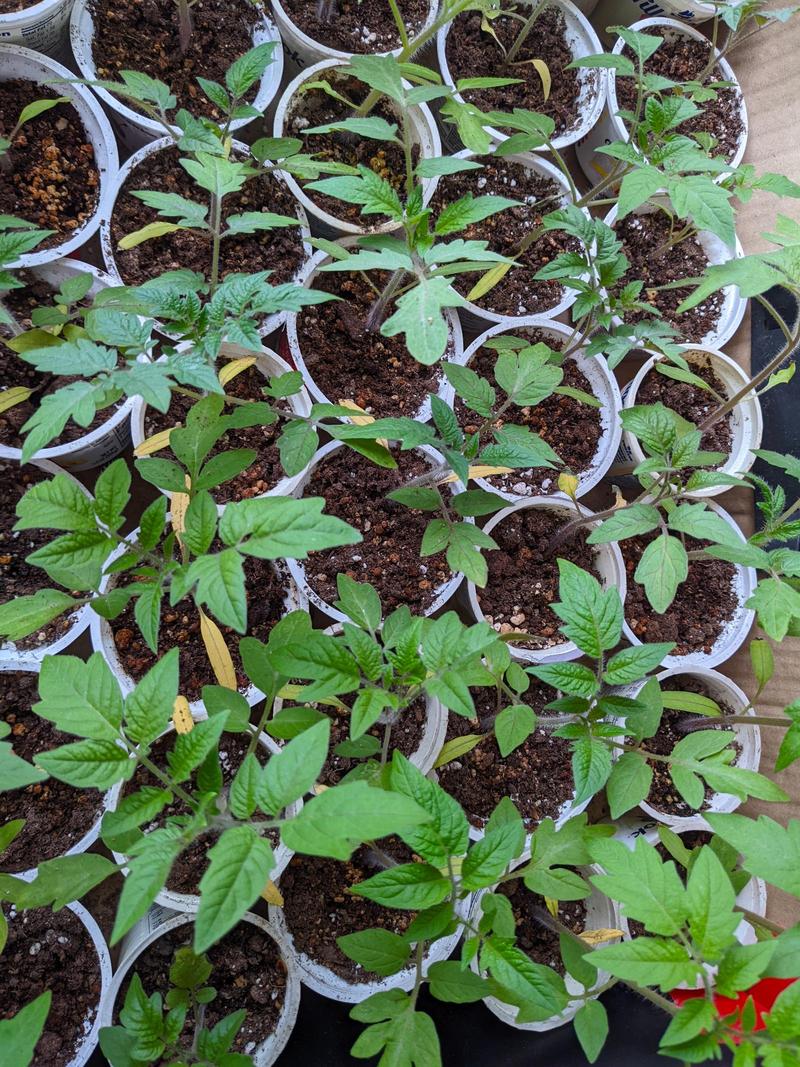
[465,496,628,664]
[69,0,285,152]
[442,318,623,503]
[602,197,747,350]
[283,240,465,422]
[617,344,763,497]
[102,910,300,1067]
[0,260,134,470]
[0,45,118,267]
[0,0,74,56]
[273,59,442,238]
[99,136,312,339]
[622,498,756,670]
[436,0,607,154]
[576,18,747,182]
[285,439,468,623]
[0,460,93,662]
[590,0,714,45]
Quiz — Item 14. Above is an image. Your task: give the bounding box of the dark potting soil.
[110,556,290,701]
[436,681,575,829]
[279,0,429,54]
[0,271,121,449]
[115,921,288,1053]
[294,268,446,417]
[286,74,418,226]
[143,363,290,504]
[445,7,583,138]
[623,529,738,656]
[0,81,99,248]
[455,344,602,497]
[110,146,306,288]
[0,671,106,873]
[301,446,454,613]
[0,905,101,1067]
[315,696,428,786]
[635,356,733,462]
[0,0,36,9]
[613,212,724,343]
[88,0,264,120]
[644,675,737,817]
[497,877,587,977]
[0,461,85,652]
[427,155,576,317]
[615,36,745,162]
[280,839,416,982]
[476,507,599,650]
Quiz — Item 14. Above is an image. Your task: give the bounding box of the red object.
[671,978,796,1033]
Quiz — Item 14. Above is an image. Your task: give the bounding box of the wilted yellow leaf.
[579,928,624,945]
[467,261,514,303]
[170,477,191,546]
[134,428,175,457]
[558,472,579,499]
[199,608,237,690]
[261,880,284,907]
[219,356,257,387]
[172,695,194,734]
[118,221,183,250]
[545,897,559,919]
[441,465,513,484]
[0,387,33,414]
[338,398,388,447]
[433,733,485,769]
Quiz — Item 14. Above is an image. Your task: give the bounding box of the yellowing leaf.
[275,683,346,710]
[219,356,257,387]
[579,928,624,946]
[338,399,388,448]
[480,13,506,54]
[612,485,627,509]
[467,260,514,303]
[261,880,284,907]
[0,386,33,414]
[545,896,559,919]
[170,477,191,546]
[134,428,175,457]
[172,695,194,734]
[118,222,183,250]
[441,465,513,484]
[199,608,237,690]
[312,783,329,794]
[511,58,551,101]
[558,472,579,499]
[5,328,61,353]
[433,732,485,769]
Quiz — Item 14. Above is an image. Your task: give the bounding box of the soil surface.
[455,340,602,497]
[635,356,733,462]
[497,878,587,977]
[0,81,99,248]
[143,363,292,504]
[115,920,288,1053]
[476,507,599,650]
[110,556,291,701]
[88,0,265,119]
[614,212,724,342]
[0,461,85,652]
[0,670,106,873]
[110,146,306,288]
[427,155,575,316]
[294,268,447,417]
[644,675,737,817]
[1,904,101,1067]
[436,681,575,829]
[615,36,745,162]
[279,0,429,54]
[623,529,738,656]
[300,446,454,614]
[445,6,583,138]
[280,839,416,981]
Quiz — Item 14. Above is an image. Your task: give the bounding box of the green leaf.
[0,741,48,790]
[480,937,568,1018]
[256,718,330,813]
[0,991,52,1067]
[345,54,405,103]
[111,834,182,943]
[188,549,247,632]
[416,157,484,178]
[606,752,653,819]
[462,823,523,890]
[715,940,776,1000]
[36,738,133,789]
[634,534,688,613]
[667,174,735,247]
[167,715,228,783]
[124,648,179,746]
[26,529,115,591]
[765,976,800,1040]
[5,852,118,911]
[705,813,800,896]
[602,643,674,685]
[434,194,519,236]
[195,826,275,952]
[571,737,612,805]
[528,662,598,699]
[389,753,470,866]
[93,460,131,530]
[337,928,411,977]
[586,503,661,544]
[747,578,800,641]
[35,652,123,741]
[353,863,451,910]
[0,589,78,642]
[589,937,699,992]
[334,575,382,631]
[15,473,95,532]
[660,998,717,1049]
[685,846,738,958]
[220,496,361,559]
[551,560,623,657]
[589,837,687,936]
[573,999,608,1064]
[427,961,487,1003]
[381,276,464,365]
[617,167,666,220]
[750,638,774,690]
[495,703,535,757]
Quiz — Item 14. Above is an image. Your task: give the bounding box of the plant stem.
[137,748,199,810]
[387,0,409,52]
[506,0,549,64]
[676,713,789,731]
[176,0,194,54]
[380,721,394,766]
[209,192,222,295]
[365,268,406,332]
[735,906,784,935]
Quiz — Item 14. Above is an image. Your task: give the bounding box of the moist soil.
[88,0,264,120]
[280,839,416,982]
[143,363,290,504]
[436,681,575,830]
[301,446,454,614]
[0,671,106,873]
[110,556,290,701]
[427,155,576,317]
[476,507,599,650]
[1,905,101,1067]
[279,0,429,54]
[0,270,120,450]
[614,212,724,342]
[0,0,37,8]
[455,342,602,497]
[644,675,738,817]
[623,529,737,656]
[635,357,733,462]
[115,921,288,1052]
[497,877,587,977]
[110,146,306,288]
[285,74,417,226]
[294,268,446,417]
[615,37,745,162]
[0,81,99,249]
[0,461,85,652]
[445,7,583,138]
